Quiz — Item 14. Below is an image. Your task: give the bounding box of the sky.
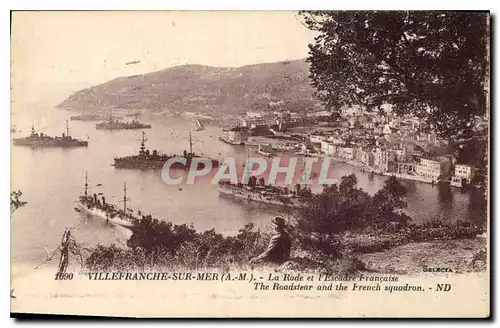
[11,11,317,109]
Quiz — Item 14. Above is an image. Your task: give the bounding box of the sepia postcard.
[10,10,490,318]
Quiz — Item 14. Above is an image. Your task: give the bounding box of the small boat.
[193,119,205,131]
[257,144,276,157]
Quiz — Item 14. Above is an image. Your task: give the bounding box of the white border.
[2,1,497,326]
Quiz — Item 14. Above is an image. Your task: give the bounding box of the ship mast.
[140,131,147,155]
[122,182,130,213]
[31,124,35,137]
[84,171,88,196]
[65,120,70,137]
[189,131,193,155]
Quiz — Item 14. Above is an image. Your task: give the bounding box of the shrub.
[294,175,411,258]
[85,222,271,271]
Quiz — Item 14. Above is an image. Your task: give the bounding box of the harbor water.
[11,107,486,267]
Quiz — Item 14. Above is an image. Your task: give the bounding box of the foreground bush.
[85,223,271,271]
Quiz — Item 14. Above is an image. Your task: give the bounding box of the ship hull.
[218,137,245,146]
[13,138,88,148]
[257,150,275,157]
[217,185,304,208]
[113,158,219,170]
[95,124,152,130]
[70,115,116,121]
[77,202,136,229]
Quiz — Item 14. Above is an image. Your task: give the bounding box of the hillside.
[57,59,320,114]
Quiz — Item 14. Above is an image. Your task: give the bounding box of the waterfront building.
[395,162,417,175]
[451,164,476,187]
[221,126,250,144]
[374,148,396,172]
[415,158,451,181]
[362,150,375,167]
[355,146,365,163]
[320,141,329,154]
[310,134,327,144]
[327,135,344,145]
[327,144,337,156]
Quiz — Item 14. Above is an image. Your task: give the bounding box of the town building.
[383,123,392,135]
[415,158,451,181]
[338,146,356,160]
[309,134,327,144]
[363,120,375,130]
[373,148,396,172]
[355,146,365,163]
[362,150,375,167]
[327,144,337,156]
[320,141,329,154]
[246,111,263,118]
[395,148,408,162]
[451,164,475,187]
[221,126,250,145]
[306,110,331,118]
[327,135,344,145]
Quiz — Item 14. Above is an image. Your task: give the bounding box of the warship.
[70,113,121,121]
[13,121,88,148]
[95,115,151,130]
[113,131,220,170]
[76,172,137,229]
[217,176,312,208]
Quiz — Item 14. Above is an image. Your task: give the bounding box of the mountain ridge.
[57,58,320,114]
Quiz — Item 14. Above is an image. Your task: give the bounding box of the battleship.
[95,117,151,130]
[113,131,220,170]
[12,122,88,148]
[70,113,121,121]
[217,176,312,208]
[75,173,138,229]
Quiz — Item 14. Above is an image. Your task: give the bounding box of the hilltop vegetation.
[58,59,320,114]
